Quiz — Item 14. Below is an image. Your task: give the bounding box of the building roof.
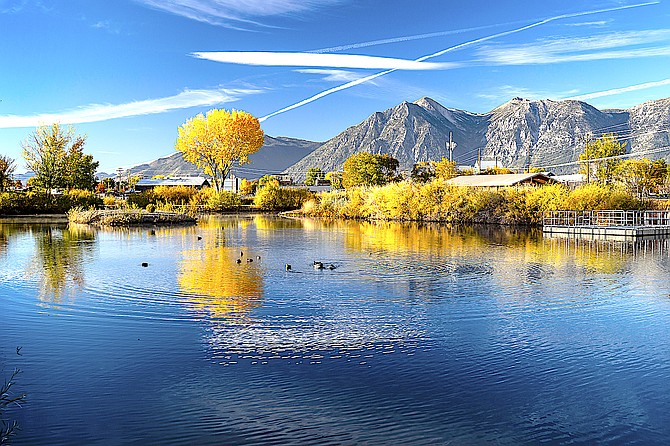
[550,173,585,184]
[446,173,557,187]
[136,177,210,188]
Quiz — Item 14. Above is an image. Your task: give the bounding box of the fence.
[543,210,670,227]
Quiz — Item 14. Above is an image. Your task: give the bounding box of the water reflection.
[178,235,263,320]
[335,219,658,276]
[29,224,96,303]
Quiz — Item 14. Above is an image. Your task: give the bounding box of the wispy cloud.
[565,78,670,101]
[0,88,259,128]
[295,69,368,82]
[478,29,670,65]
[0,0,51,14]
[192,51,458,70]
[564,20,611,27]
[134,0,343,28]
[259,1,659,121]
[91,19,121,34]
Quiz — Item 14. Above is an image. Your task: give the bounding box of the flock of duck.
[140,234,338,272]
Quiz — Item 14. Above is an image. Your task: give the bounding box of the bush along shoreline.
[297,181,653,226]
[0,189,102,216]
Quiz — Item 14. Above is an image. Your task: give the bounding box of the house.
[273,173,294,186]
[549,173,585,189]
[135,176,211,192]
[446,173,558,188]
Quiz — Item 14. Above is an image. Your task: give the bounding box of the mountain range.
[118,135,321,179]
[123,96,670,182]
[285,96,670,181]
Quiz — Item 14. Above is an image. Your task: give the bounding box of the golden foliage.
[300,180,646,224]
[175,109,264,190]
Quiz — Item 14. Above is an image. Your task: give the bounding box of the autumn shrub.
[254,186,313,211]
[206,190,241,211]
[126,191,153,209]
[364,181,416,220]
[342,187,368,219]
[103,195,120,208]
[564,183,644,210]
[414,180,449,220]
[0,190,100,215]
[307,191,348,218]
[192,187,215,205]
[63,189,103,209]
[525,184,570,213]
[153,185,197,204]
[298,180,649,225]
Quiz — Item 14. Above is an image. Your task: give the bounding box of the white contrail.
[565,78,670,101]
[309,22,519,54]
[259,1,659,122]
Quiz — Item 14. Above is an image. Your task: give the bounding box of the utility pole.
[584,133,591,184]
[448,132,453,162]
[446,132,457,162]
[477,149,482,174]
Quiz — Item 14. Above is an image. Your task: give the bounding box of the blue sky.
[1,0,670,173]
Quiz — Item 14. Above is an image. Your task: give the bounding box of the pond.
[1,216,670,445]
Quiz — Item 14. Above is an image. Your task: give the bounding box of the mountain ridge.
[284,96,670,181]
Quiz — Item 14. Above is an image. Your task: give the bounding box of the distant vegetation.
[2,128,669,221]
[300,181,649,225]
[301,135,670,225]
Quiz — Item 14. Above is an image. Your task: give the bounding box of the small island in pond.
[68,208,197,226]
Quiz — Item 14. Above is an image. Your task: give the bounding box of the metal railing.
[543,210,670,227]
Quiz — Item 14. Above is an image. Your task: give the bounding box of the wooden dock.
[543,210,670,240]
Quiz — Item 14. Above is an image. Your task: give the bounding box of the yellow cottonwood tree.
[175,109,264,191]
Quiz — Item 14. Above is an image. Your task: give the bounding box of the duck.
[313,261,324,270]
[285,264,292,271]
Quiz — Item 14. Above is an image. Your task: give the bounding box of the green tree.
[22,124,98,195]
[63,142,99,190]
[304,167,325,186]
[101,177,116,192]
[0,155,15,192]
[257,175,279,190]
[579,133,626,184]
[615,158,667,197]
[342,153,400,189]
[411,161,434,182]
[175,109,264,191]
[325,171,343,189]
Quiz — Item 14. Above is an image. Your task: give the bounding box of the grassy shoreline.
[296,181,655,226]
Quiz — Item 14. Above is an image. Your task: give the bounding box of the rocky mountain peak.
[284,96,670,181]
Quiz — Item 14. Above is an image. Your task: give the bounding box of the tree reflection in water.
[29,224,95,303]
[179,240,264,321]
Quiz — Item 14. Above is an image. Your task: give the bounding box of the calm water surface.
[1,216,670,445]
